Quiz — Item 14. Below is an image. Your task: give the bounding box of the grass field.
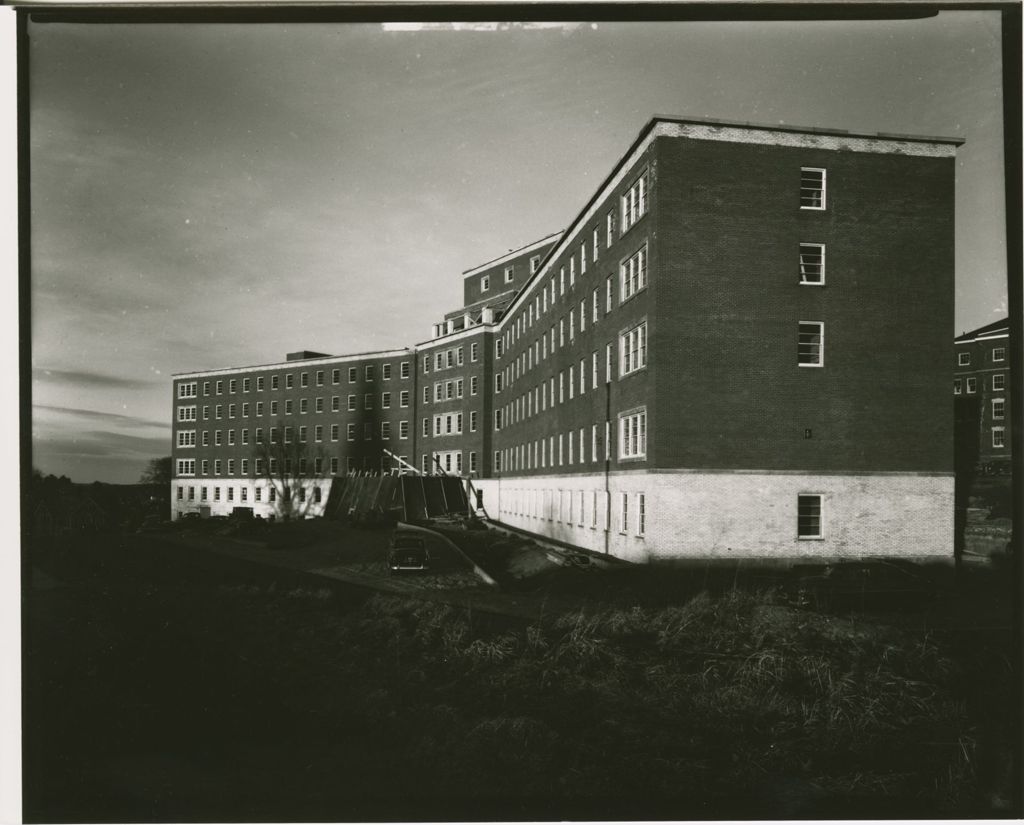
[23,528,1018,820]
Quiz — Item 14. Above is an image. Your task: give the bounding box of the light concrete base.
[472,470,954,563]
[170,477,333,520]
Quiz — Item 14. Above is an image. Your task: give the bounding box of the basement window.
[797,494,823,539]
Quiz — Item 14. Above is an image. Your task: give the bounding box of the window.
[177,405,197,422]
[992,347,1006,363]
[314,397,323,413]
[175,459,195,477]
[299,398,308,414]
[348,367,357,383]
[382,363,392,380]
[365,365,374,382]
[382,392,391,409]
[800,167,826,209]
[178,381,197,399]
[992,374,1005,391]
[399,420,409,440]
[636,493,645,537]
[332,369,340,384]
[315,370,324,386]
[504,265,514,284]
[470,411,478,432]
[967,377,977,394]
[331,457,339,474]
[285,374,294,389]
[619,492,629,534]
[471,376,478,396]
[176,430,196,448]
[300,372,309,388]
[242,403,250,417]
[606,209,615,247]
[215,430,223,446]
[619,408,647,459]
[621,167,648,231]
[400,390,410,407]
[344,394,355,411]
[214,459,222,475]
[620,322,647,376]
[331,424,339,441]
[798,322,824,367]
[799,243,825,285]
[299,426,307,442]
[957,352,970,366]
[347,423,355,441]
[216,380,224,395]
[227,459,235,475]
[227,430,236,446]
[992,427,1005,448]
[382,422,391,440]
[285,399,293,415]
[400,361,410,379]
[992,398,1005,420]
[256,402,263,416]
[797,494,823,538]
[621,243,648,302]
[481,275,490,291]
[203,381,211,396]
[364,393,373,410]
[257,376,265,391]
[271,375,279,390]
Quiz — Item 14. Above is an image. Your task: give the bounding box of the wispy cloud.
[33,404,167,430]
[32,367,160,390]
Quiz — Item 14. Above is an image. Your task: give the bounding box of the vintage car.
[387,532,429,573]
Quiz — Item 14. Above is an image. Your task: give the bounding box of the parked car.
[387,533,429,574]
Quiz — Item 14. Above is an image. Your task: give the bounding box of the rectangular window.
[330,458,339,474]
[399,420,409,440]
[798,322,824,367]
[606,209,615,247]
[992,347,1006,362]
[620,243,648,302]
[285,374,294,389]
[348,367,357,383]
[381,422,391,440]
[216,380,224,395]
[400,390,410,408]
[400,361,410,379]
[315,370,324,386]
[332,369,340,385]
[621,167,648,232]
[504,265,514,284]
[800,167,826,209]
[797,494,823,538]
[314,425,323,442]
[470,376,478,396]
[365,365,374,382]
[967,377,977,394]
[992,398,1005,420]
[347,423,355,441]
[619,492,629,535]
[619,408,647,460]
[992,374,1005,391]
[257,376,265,391]
[364,393,373,410]
[242,403,250,417]
[606,276,613,313]
[620,322,647,376]
[382,363,392,380]
[256,401,263,416]
[271,375,279,390]
[285,399,293,414]
[331,424,339,441]
[227,430,236,446]
[481,275,490,291]
[636,493,645,536]
[470,411,478,432]
[992,427,1005,448]
[799,243,825,285]
[300,372,309,388]
[382,392,391,409]
[953,378,963,395]
[299,398,308,414]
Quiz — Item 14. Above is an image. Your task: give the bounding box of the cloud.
[32,367,160,391]
[33,431,171,460]
[33,404,167,430]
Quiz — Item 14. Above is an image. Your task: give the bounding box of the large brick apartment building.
[171,115,962,562]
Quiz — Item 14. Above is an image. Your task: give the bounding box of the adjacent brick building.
[172,115,962,562]
[954,319,1011,474]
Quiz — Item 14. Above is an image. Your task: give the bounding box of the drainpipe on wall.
[604,376,611,556]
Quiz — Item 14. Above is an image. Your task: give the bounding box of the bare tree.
[251,420,328,519]
[140,456,172,487]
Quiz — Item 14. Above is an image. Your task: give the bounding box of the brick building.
[171,115,962,562]
[954,319,1011,474]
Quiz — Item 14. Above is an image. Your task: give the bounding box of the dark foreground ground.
[23,525,1020,822]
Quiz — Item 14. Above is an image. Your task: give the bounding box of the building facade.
[172,115,962,562]
[954,319,1011,474]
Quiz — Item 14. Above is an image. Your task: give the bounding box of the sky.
[27,11,1008,484]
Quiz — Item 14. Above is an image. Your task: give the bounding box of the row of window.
[954,375,1006,395]
[957,346,1006,366]
[177,447,417,481]
[423,342,478,374]
[178,419,412,450]
[479,255,543,292]
[177,361,413,399]
[176,483,323,505]
[177,390,411,422]
[493,409,647,474]
[499,488,647,537]
[426,377,476,403]
[495,238,648,363]
[423,411,471,438]
[422,450,474,475]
